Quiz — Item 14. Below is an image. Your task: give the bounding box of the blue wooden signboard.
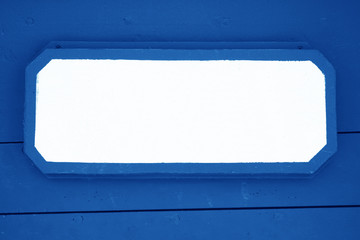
[23,47,337,177]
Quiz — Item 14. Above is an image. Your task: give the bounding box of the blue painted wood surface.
[23,47,337,177]
[1,207,359,240]
[1,0,360,141]
[1,134,359,214]
[1,0,360,238]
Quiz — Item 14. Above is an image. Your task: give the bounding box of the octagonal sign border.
[24,47,337,178]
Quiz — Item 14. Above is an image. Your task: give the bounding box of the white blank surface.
[35,59,326,163]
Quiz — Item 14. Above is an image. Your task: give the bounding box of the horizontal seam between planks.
[0,141,24,144]
[1,205,360,216]
[338,131,360,134]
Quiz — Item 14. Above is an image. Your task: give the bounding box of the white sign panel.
[34,59,326,164]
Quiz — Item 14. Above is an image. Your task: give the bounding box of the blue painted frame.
[24,47,337,177]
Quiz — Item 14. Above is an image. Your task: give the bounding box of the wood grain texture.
[1,0,360,142]
[1,207,359,240]
[1,134,359,214]
[1,1,360,239]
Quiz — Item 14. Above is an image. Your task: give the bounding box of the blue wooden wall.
[1,0,360,239]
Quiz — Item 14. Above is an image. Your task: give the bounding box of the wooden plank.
[1,134,360,213]
[1,207,359,240]
[1,0,360,142]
